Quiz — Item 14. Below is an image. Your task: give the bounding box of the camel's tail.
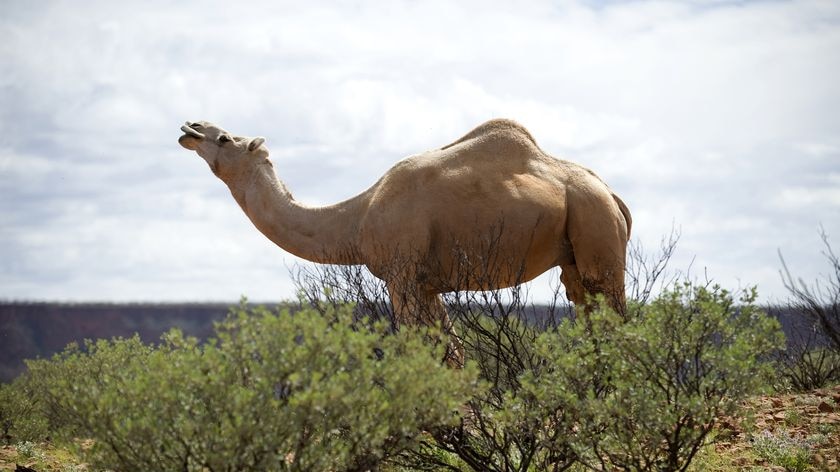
[611,193,632,240]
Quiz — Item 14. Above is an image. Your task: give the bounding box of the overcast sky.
[1,0,838,303]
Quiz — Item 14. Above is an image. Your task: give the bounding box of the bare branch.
[625,225,681,305]
[779,228,840,352]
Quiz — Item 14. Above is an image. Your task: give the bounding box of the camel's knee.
[394,290,465,368]
[389,286,450,328]
[445,336,465,369]
[388,291,408,329]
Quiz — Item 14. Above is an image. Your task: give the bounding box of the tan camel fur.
[179,118,632,365]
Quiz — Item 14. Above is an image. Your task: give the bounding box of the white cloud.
[1,0,839,302]
[776,186,840,210]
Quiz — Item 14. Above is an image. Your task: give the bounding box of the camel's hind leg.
[561,204,629,314]
[560,259,625,314]
[388,283,465,368]
[565,240,627,314]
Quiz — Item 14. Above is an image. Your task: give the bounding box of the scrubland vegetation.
[1,232,839,471]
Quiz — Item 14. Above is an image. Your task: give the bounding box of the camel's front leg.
[426,293,465,369]
[388,283,465,368]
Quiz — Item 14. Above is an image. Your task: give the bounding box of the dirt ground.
[701,384,840,471]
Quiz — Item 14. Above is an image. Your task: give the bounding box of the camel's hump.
[440,118,539,151]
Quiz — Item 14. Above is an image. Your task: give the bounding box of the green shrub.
[22,303,480,471]
[23,335,155,444]
[0,374,49,444]
[523,285,783,471]
[5,281,786,472]
[416,314,568,472]
[410,284,784,472]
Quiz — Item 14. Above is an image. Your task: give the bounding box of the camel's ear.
[248,137,265,152]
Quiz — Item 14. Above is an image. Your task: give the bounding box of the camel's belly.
[430,257,556,293]
[422,220,566,293]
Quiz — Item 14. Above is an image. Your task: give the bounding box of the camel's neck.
[227,162,367,265]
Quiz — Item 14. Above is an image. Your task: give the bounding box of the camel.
[178,118,632,366]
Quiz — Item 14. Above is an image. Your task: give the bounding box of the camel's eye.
[218,135,232,144]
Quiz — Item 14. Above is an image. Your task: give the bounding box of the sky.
[1,0,838,303]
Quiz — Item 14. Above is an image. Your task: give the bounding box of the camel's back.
[440,118,539,152]
[370,119,578,202]
[404,118,547,177]
[366,119,569,226]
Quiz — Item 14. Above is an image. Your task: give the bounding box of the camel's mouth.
[179,122,206,150]
[181,123,205,139]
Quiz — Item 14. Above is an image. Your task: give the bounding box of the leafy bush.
[0,374,49,445]
[404,284,784,472]
[564,285,783,471]
[21,303,480,471]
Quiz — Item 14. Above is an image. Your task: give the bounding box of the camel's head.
[178,121,269,179]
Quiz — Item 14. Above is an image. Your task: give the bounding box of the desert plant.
[0,376,49,445]
[751,430,814,472]
[298,263,566,471]
[22,303,480,472]
[780,228,840,352]
[293,262,396,326]
[408,280,576,472]
[516,285,784,472]
[775,326,840,391]
[15,440,44,460]
[625,227,682,305]
[294,235,784,472]
[393,285,784,472]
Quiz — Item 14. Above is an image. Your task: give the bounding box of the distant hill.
[0,302,239,382]
[0,301,821,383]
